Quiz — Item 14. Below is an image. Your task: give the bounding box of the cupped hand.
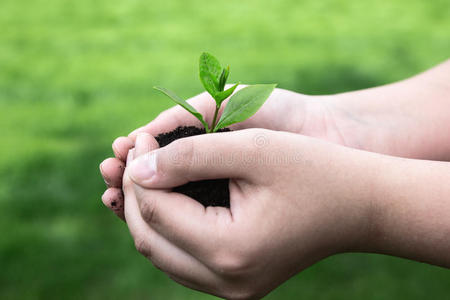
[121,130,375,299]
[100,87,361,219]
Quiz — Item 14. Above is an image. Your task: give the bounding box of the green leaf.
[218,66,230,91]
[214,82,239,104]
[153,86,209,131]
[214,84,276,131]
[199,52,222,98]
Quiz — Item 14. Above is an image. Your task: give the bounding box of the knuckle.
[133,236,151,258]
[210,250,251,277]
[139,196,157,224]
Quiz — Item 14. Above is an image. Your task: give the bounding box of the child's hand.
[100,88,361,218]
[100,60,450,220]
[121,130,375,299]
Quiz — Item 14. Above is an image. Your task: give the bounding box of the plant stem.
[210,104,220,133]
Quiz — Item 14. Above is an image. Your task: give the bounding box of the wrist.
[328,147,388,254]
[320,93,393,154]
[292,139,386,255]
[326,84,450,161]
[358,156,450,266]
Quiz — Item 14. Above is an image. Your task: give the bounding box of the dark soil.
[155,126,230,207]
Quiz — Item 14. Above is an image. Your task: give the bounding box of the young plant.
[154,52,276,133]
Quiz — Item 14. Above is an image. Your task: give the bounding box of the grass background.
[1,0,449,299]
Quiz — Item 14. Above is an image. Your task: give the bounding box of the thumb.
[128,129,262,189]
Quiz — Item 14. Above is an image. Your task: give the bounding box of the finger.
[133,183,234,263]
[128,106,198,139]
[112,136,134,162]
[99,158,125,187]
[124,148,151,254]
[101,187,125,221]
[135,132,159,158]
[128,93,215,140]
[132,132,162,189]
[128,130,260,189]
[123,151,223,291]
[128,85,247,141]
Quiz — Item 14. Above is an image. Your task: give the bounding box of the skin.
[123,130,450,299]
[101,60,450,215]
[100,86,343,219]
[99,60,450,298]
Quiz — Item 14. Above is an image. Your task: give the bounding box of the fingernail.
[129,151,157,182]
[101,190,109,205]
[112,143,122,160]
[99,162,105,174]
[99,163,111,186]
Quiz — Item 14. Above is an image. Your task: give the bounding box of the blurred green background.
[1,0,449,299]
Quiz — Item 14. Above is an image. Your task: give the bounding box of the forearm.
[366,155,450,267]
[331,59,450,161]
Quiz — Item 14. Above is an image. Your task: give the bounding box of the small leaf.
[199,52,222,97]
[214,84,276,131]
[214,82,239,104]
[153,86,209,131]
[218,66,230,91]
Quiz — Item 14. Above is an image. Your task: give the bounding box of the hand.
[100,87,366,219]
[101,59,450,219]
[122,130,375,299]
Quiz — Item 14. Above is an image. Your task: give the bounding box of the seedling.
[154,52,276,133]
